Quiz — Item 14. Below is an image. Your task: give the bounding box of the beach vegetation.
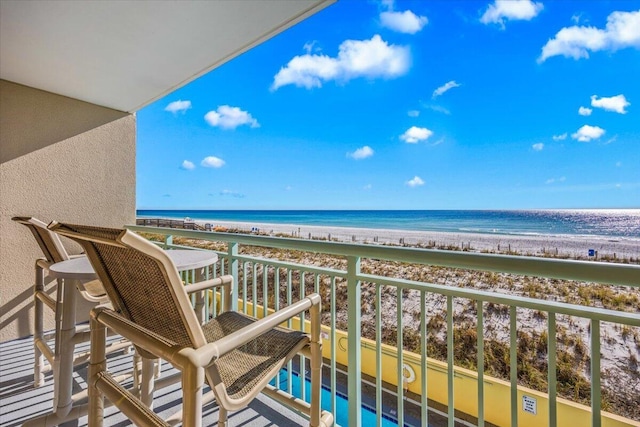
[533,310,547,322]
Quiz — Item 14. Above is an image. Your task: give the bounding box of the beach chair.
[49,222,333,427]
[12,216,114,387]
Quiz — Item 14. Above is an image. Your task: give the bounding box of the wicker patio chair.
[12,216,114,387]
[49,222,333,427]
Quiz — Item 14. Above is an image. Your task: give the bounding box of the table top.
[48,249,218,281]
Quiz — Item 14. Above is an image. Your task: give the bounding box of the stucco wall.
[0,80,136,342]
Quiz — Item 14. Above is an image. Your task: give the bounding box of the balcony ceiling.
[0,0,333,112]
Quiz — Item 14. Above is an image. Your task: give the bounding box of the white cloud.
[432,80,461,98]
[546,176,566,184]
[204,105,259,130]
[380,10,428,34]
[303,41,318,54]
[347,146,374,160]
[165,100,192,114]
[219,189,245,198]
[590,94,630,114]
[552,133,568,141]
[181,160,195,170]
[406,176,425,187]
[431,137,445,146]
[481,0,543,27]
[532,143,544,151]
[380,0,395,9]
[201,156,226,168]
[578,106,592,116]
[571,125,605,142]
[539,10,640,62]
[407,110,420,117]
[271,35,410,90]
[401,126,433,143]
[425,104,451,115]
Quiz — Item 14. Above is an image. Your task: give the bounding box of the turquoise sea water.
[137,209,640,239]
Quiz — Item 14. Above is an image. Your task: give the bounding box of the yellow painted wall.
[225,297,638,427]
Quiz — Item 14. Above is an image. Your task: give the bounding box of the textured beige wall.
[0,80,136,342]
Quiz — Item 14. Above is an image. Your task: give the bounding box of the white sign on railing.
[523,395,537,415]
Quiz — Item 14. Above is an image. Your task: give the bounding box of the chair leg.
[88,315,106,427]
[154,358,162,379]
[132,351,141,395]
[51,279,69,412]
[217,407,228,427]
[33,263,45,387]
[310,340,322,427]
[182,364,205,427]
[140,357,156,408]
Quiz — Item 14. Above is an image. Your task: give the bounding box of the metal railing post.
[548,312,557,427]
[591,319,602,427]
[228,242,238,311]
[510,306,518,427]
[347,256,362,427]
[477,300,485,427]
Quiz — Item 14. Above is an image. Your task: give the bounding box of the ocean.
[136,209,640,239]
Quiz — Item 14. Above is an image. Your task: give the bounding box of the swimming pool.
[273,370,399,427]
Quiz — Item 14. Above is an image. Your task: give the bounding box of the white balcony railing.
[127,225,640,427]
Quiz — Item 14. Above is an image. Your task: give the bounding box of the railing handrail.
[126,225,640,287]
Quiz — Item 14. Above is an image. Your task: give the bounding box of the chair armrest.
[92,307,185,362]
[183,275,233,294]
[184,275,233,313]
[194,293,321,366]
[36,258,53,270]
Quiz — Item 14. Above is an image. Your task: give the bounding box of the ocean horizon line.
[136,209,640,240]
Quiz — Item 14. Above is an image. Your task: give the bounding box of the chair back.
[12,217,70,263]
[49,222,207,349]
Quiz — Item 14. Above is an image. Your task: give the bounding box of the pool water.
[272,370,399,426]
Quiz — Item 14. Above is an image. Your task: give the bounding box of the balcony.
[4,2,637,426]
[3,225,636,427]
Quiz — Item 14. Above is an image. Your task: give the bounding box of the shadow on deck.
[0,334,308,427]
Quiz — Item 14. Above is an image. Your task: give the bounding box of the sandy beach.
[195,219,640,260]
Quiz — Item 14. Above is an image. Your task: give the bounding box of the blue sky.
[137,0,640,210]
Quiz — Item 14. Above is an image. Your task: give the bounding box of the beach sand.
[196,219,640,260]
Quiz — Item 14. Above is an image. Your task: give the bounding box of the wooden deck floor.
[0,333,308,427]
